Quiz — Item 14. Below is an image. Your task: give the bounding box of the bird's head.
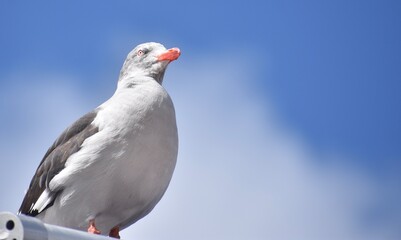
[119,42,180,85]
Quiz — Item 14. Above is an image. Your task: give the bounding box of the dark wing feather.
[19,110,99,216]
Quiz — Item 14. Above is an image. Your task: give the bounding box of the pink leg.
[109,226,120,239]
[87,219,101,235]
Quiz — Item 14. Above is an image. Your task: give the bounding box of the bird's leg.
[87,219,101,235]
[109,226,121,239]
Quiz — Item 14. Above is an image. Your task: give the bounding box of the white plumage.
[19,42,180,238]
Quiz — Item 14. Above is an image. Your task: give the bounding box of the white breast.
[40,80,178,233]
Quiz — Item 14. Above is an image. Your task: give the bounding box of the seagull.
[18,42,180,238]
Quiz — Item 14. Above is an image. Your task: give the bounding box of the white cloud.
[125,54,400,240]
[1,54,399,240]
[0,72,92,212]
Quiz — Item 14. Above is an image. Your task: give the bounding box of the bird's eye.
[137,49,145,56]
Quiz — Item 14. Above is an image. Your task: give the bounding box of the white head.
[119,42,180,85]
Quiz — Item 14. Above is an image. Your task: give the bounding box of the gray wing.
[19,110,99,216]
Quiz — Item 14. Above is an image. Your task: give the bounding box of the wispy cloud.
[0,72,91,211]
[126,53,401,240]
[1,53,399,240]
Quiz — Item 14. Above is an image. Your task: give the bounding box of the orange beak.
[157,48,181,62]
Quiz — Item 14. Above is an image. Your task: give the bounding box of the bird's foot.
[88,219,101,235]
[109,226,121,239]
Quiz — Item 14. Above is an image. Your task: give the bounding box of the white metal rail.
[0,212,117,240]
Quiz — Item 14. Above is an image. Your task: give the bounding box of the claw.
[109,226,120,239]
[88,219,101,235]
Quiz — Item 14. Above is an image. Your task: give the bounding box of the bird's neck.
[116,74,160,91]
[117,70,165,90]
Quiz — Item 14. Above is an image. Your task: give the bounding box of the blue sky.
[0,1,400,239]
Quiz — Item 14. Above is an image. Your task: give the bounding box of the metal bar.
[0,212,116,240]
